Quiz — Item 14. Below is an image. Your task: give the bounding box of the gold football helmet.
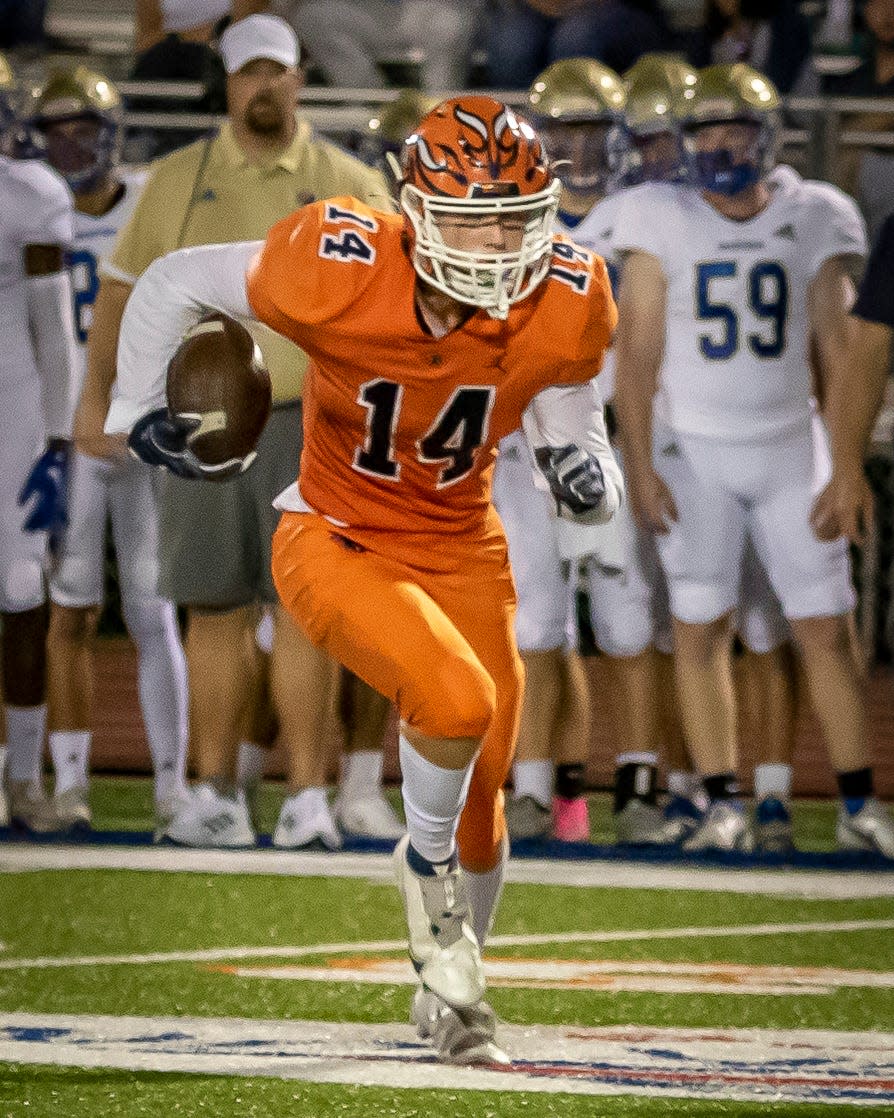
[24,65,123,190]
[620,53,697,185]
[527,57,626,196]
[679,63,780,194]
[0,51,17,132]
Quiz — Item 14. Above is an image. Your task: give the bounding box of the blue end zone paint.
[2,824,894,869]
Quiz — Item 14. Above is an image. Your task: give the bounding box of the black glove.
[128,408,252,481]
[534,444,606,517]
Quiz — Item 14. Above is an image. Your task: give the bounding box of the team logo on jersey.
[774,223,796,240]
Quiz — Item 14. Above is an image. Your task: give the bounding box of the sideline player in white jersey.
[571,54,699,847]
[491,57,626,843]
[22,67,190,832]
[0,150,79,832]
[583,56,801,852]
[614,62,894,858]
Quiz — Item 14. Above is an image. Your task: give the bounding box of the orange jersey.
[247,197,616,564]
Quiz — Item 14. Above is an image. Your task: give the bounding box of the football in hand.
[166,312,272,468]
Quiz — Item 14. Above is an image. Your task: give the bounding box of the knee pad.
[408,656,497,741]
[49,554,103,609]
[0,560,45,612]
[514,594,567,652]
[121,593,178,645]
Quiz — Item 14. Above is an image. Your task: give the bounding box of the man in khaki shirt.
[78,14,400,847]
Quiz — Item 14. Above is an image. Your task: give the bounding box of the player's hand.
[534,444,607,518]
[128,407,254,481]
[627,463,678,533]
[72,395,129,462]
[18,438,70,553]
[810,467,874,544]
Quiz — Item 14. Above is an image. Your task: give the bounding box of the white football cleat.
[162,783,256,848]
[154,787,193,842]
[8,781,63,834]
[836,798,894,859]
[333,790,404,840]
[504,795,552,840]
[411,986,510,1066]
[273,788,342,850]
[614,799,676,846]
[682,800,754,853]
[394,833,484,1010]
[53,785,92,832]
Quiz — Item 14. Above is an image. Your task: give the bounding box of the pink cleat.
[552,795,590,842]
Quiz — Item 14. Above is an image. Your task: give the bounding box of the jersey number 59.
[696,260,789,360]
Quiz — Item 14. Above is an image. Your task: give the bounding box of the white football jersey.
[613,167,867,441]
[70,169,146,391]
[570,191,625,400]
[0,156,74,390]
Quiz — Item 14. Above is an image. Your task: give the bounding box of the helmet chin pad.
[692,150,762,195]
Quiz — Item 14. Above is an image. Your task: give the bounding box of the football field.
[2,778,894,1117]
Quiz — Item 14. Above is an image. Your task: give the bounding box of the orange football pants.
[272,511,524,872]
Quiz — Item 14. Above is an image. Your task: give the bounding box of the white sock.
[463,835,508,947]
[237,740,269,789]
[340,749,384,803]
[125,600,189,804]
[512,759,553,808]
[754,762,793,804]
[667,769,697,799]
[49,730,91,796]
[616,751,659,767]
[5,704,47,785]
[399,733,471,864]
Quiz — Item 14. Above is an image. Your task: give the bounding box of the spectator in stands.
[0,0,46,50]
[822,0,894,238]
[813,213,894,544]
[485,0,669,90]
[127,0,267,159]
[274,0,477,91]
[77,14,388,849]
[691,0,811,94]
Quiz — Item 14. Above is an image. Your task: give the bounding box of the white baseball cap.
[219,14,300,75]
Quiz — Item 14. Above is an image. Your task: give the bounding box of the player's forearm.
[104,241,260,433]
[25,265,79,439]
[828,318,891,471]
[523,380,624,523]
[614,343,660,473]
[78,278,131,419]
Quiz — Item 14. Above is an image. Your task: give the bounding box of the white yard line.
[3,1012,893,1105]
[1,917,892,971]
[2,842,893,898]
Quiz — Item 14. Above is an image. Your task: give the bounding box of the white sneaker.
[8,781,62,834]
[393,833,484,1010]
[333,790,404,840]
[614,799,676,846]
[53,786,92,832]
[273,788,342,850]
[837,798,894,859]
[154,788,194,842]
[411,986,510,1066]
[682,801,754,853]
[162,783,256,848]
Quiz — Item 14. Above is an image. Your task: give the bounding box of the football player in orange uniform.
[106,97,622,1063]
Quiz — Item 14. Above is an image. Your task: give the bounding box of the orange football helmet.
[398,96,560,319]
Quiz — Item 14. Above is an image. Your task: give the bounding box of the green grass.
[4,1066,890,1118]
[2,777,893,1116]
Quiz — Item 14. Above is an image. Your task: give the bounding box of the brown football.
[166,312,272,468]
